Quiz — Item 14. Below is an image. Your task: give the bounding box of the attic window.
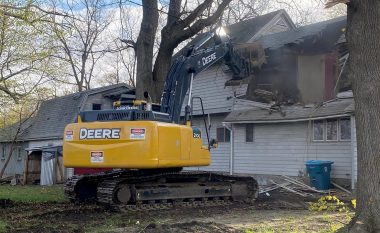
[92,104,102,110]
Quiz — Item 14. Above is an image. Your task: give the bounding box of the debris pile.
[259,175,330,198]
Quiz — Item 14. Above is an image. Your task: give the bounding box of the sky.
[50,0,347,93]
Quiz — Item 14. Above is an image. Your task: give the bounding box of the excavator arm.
[160,33,251,124]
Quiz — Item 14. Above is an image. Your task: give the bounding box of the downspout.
[223,123,234,175]
[350,115,356,190]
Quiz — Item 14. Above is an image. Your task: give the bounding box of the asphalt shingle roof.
[256,16,346,49]
[0,83,131,142]
[224,97,354,123]
[174,10,285,58]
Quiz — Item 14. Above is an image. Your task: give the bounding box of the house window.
[340,117,351,140]
[1,146,5,161]
[313,120,324,141]
[245,124,254,142]
[92,103,102,110]
[313,118,351,142]
[17,146,22,161]
[326,119,338,141]
[217,127,230,143]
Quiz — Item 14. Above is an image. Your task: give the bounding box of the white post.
[350,115,356,190]
[223,123,234,175]
[230,124,234,175]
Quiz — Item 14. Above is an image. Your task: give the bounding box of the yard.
[0,185,353,233]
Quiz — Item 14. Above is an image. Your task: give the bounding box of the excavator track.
[65,170,258,211]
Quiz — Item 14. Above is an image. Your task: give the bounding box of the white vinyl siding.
[232,122,353,179]
[261,18,292,36]
[182,66,248,115]
[186,114,230,172]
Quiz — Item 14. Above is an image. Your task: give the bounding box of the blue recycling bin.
[306,160,334,190]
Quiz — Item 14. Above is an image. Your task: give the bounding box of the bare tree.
[326,0,380,232]
[223,0,269,24]
[0,2,58,102]
[122,0,233,101]
[50,0,112,91]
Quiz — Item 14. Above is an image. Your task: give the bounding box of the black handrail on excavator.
[159,29,251,125]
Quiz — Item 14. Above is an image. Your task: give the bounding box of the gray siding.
[28,139,62,148]
[0,142,28,177]
[232,122,353,179]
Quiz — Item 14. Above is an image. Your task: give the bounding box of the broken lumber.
[282,175,328,194]
[259,182,291,194]
[331,181,351,194]
[270,180,307,197]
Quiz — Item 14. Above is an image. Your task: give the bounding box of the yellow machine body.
[63,120,210,169]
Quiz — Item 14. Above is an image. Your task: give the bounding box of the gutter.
[223,113,352,125]
[223,123,234,175]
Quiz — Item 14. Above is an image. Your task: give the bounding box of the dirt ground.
[0,190,353,233]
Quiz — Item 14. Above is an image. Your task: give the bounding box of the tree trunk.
[151,40,176,102]
[135,0,159,100]
[347,0,380,232]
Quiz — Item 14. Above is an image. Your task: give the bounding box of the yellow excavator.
[63,31,259,210]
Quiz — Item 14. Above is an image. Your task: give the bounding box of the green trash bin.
[306,160,334,190]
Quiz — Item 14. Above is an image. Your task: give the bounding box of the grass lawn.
[0,184,66,203]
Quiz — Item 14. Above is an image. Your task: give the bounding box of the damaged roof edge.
[223,113,353,124]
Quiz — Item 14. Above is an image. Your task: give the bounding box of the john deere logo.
[80,128,120,139]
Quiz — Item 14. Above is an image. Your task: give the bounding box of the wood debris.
[270,180,308,197]
[331,181,351,194]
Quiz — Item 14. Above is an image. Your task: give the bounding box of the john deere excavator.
[63,29,259,210]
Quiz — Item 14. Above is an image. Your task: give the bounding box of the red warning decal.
[130,128,146,140]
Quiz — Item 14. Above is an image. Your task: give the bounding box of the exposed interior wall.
[247,48,299,103]
[232,121,353,180]
[297,55,326,103]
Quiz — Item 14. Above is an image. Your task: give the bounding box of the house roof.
[0,83,131,142]
[175,10,287,58]
[256,16,346,50]
[224,97,354,123]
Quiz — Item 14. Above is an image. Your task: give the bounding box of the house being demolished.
[181,12,355,188]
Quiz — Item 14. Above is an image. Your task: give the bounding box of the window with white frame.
[245,124,254,142]
[313,120,324,141]
[340,117,351,140]
[313,118,351,142]
[326,119,338,141]
[216,127,230,143]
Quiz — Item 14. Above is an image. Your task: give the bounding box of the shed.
[24,146,66,185]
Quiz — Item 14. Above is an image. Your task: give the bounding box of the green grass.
[0,220,7,233]
[0,185,66,203]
